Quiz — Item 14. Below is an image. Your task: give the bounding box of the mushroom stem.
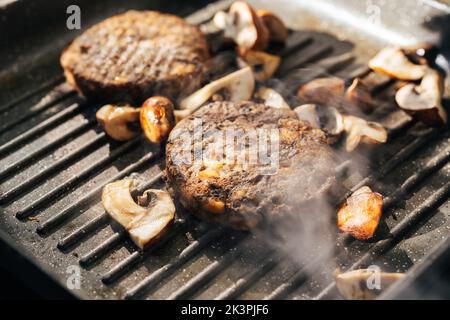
[179,67,255,111]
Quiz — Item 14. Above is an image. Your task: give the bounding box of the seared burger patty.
[165,102,337,230]
[61,10,210,104]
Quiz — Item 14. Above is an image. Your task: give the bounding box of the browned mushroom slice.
[337,186,383,240]
[294,104,344,137]
[257,87,290,109]
[140,96,175,144]
[180,67,255,112]
[297,77,345,106]
[224,1,269,54]
[96,104,140,141]
[368,47,427,81]
[395,69,447,126]
[240,50,280,81]
[345,78,375,113]
[343,115,387,152]
[256,9,288,43]
[335,268,405,300]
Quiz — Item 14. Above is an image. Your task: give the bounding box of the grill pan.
[1,0,450,299]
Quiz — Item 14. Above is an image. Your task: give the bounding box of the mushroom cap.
[140,96,175,144]
[227,1,269,54]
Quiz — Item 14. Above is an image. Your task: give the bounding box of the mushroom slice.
[96,104,140,141]
[213,10,228,30]
[337,186,383,240]
[240,50,280,81]
[257,87,290,109]
[256,9,288,43]
[368,47,427,81]
[343,115,387,152]
[180,67,255,111]
[335,268,405,300]
[225,1,269,54]
[297,77,345,106]
[102,179,175,250]
[345,78,375,113]
[294,104,344,137]
[140,96,175,144]
[395,69,447,125]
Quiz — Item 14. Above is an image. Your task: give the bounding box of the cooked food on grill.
[96,104,140,141]
[102,179,175,249]
[294,103,386,151]
[256,9,289,43]
[140,96,175,144]
[213,1,269,54]
[179,67,255,112]
[334,268,405,300]
[395,69,447,125]
[368,46,427,81]
[337,186,383,240]
[256,87,290,109]
[345,78,375,113]
[239,50,280,80]
[297,77,375,114]
[342,115,387,152]
[165,101,337,230]
[60,10,210,104]
[297,77,345,107]
[294,104,344,138]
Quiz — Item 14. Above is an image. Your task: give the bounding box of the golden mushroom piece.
[140,96,175,144]
[96,104,140,141]
[337,186,383,240]
[368,47,427,81]
[239,50,280,81]
[343,115,387,152]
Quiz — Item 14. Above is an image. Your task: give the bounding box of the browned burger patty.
[60,10,210,104]
[165,101,337,230]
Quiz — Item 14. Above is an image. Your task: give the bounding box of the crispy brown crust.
[165,101,337,230]
[61,10,210,104]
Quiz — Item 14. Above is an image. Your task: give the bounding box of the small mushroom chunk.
[297,77,345,106]
[395,69,447,126]
[140,96,175,144]
[257,87,290,109]
[342,115,387,152]
[213,10,228,30]
[335,268,405,300]
[345,78,375,113]
[180,67,255,112]
[223,1,269,54]
[102,179,175,250]
[256,9,288,43]
[294,104,344,137]
[96,104,140,141]
[240,50,280,81]
[368,47,427,81]
[337,186,383,240]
